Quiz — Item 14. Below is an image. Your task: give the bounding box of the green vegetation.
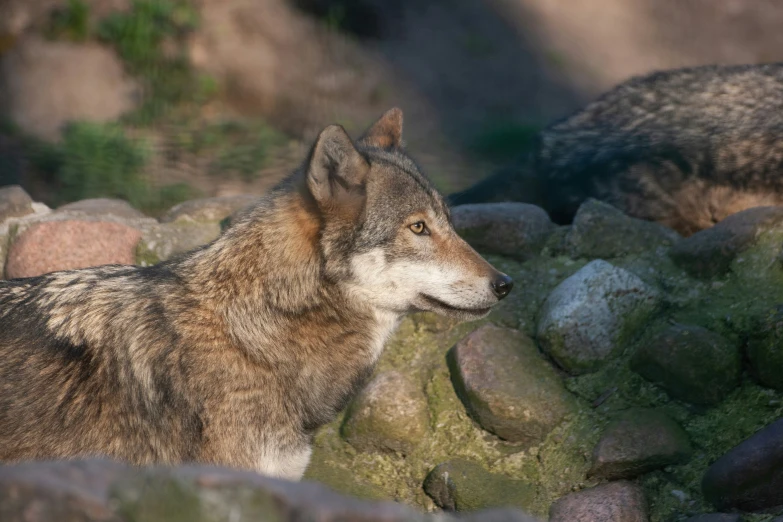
[45,0,91,42]
[471,119,541,163]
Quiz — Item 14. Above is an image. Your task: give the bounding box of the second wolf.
[452,63,783,235]
[0,109,513,479]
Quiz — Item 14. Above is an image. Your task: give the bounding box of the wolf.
[451,63,783,236]
[0,108,513,480]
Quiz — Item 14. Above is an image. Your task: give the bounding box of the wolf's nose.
[491,274,513,300]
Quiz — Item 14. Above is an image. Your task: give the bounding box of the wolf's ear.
[307,124,369,205]
[360,108,403,150]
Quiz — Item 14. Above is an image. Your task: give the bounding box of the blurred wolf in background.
[0,108,512,480]
[451,63,783,236]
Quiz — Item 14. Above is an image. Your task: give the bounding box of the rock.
[684,515,742,522]
[423,459,536,512]
[0,36,138,141]
[630,324,741,406]
[57,199,147,220]
[588,409,692,480]
[0,232,7,279]
[160,195,259,224]
[136,221,222,265]
[450,203,556,260]
[565,199,680,258]
[302,459,389,501]
[0,459,540,522]
[702,418,783,512]
[746,304,783,390]
[0,185,33,223]
[341,370,429,454]
[536,259,659,375]
[669,206,783,278]
[447,324,576,445]
[5,220,141,278]
[549,481,648,522]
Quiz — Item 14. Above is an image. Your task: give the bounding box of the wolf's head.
[304,108,513,320]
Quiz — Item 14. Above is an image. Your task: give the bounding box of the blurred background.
[2,0,783,216]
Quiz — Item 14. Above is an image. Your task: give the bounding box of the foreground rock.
[447,324,576,446]
[565,199,680,258]
[669,206,783,278]
[423,459,536,512]
[702,418,783,512]
[450,203,556,260]
[5,220,141,278]
[631,324,741,406]
[136,221,222,265]
[549,481,648,522]
[0,185,34,223]
[341,371,429,455]
[0,459,539,522]
[537,260,659,375]
[589,409,692,480]
[746,304,783,390]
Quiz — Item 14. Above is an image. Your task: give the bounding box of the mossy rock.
[302,458,390,502]
[631,324,741,406]
[746,305,783,391]
[423,459,536,512]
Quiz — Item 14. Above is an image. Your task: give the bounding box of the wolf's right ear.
[307,125,370,206]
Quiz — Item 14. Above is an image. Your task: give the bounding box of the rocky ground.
[2,185,783,521]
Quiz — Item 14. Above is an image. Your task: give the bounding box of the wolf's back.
[451,63,783,233]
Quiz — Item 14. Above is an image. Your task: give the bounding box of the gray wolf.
[0,109,512,480]
[451,63,783,236]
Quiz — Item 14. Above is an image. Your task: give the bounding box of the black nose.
[491,274,513,300]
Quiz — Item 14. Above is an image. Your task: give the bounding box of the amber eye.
[409,221,428,235]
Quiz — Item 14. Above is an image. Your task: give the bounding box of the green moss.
[135,240,162,267]
[45,0,91,42]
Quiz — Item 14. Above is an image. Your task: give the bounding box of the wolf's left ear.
[360,108,403,150]
[307,124,370,206]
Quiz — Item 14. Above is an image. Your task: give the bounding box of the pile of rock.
[2,187,783,522]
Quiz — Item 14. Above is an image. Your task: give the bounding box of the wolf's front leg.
[255,443,312,481]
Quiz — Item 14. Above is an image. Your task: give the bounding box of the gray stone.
[161,195,259,224]
[0,185,33,224]
[57,198,147,220]
[588,409,692,480]
[536,259,659,375]
[684,515,742,522]
[447,324,576,446]
[549,481,648,522]
[746,304,783,390]
[423,459,536,512]
[702,418,783,512]
[451,203,556,260]
[341,370,429,454]
[669,206,783,278]
[630,324,741,406]
[565,199,680,258]
[0,459,540,522]
[136,221,222,265]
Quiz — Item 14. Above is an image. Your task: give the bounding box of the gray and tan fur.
[0,109,512,480]
[451,63,783,236]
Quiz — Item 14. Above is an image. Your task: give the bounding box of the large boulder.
[447,324,576,446]
[450,203,556,260]
[341,370,429,455]
[536,259,659,375]
[423,459,536,512]
[565,199,680,258]
[630,324,741,406]
[702,418,783,512]
[588,409,692,480]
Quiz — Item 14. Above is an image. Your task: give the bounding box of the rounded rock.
[630,324,741,406]
[536,259,659,375]
[746,304,783,390]
[160,196,259,224]
[5,220,141,278]
[549,481,648,522]
[0,185,34,224]
[450,202,556,260]
[341,370,429,455]
[57,199,147,220]
[447,324,576,446]
[588,408,692,480]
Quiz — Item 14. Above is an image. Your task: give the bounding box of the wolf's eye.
[409,221,428,235]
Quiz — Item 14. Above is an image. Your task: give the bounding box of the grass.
[45,0,91,42]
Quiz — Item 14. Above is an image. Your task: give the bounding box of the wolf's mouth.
[418,294,492,316]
